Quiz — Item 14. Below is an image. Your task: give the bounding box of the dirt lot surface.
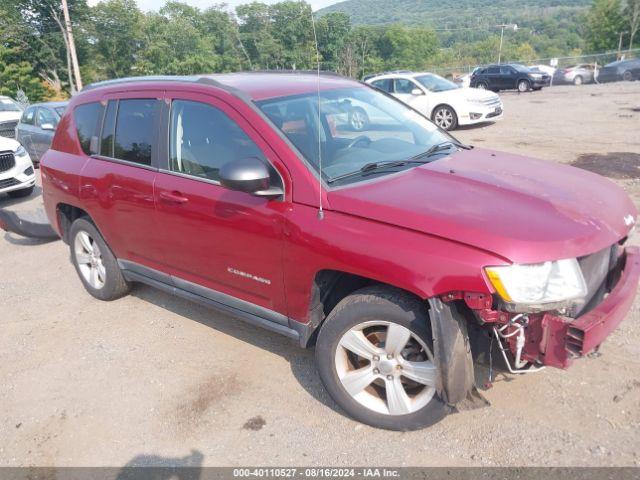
[1,81,639,468]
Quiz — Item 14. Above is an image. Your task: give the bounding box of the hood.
[436,87,498,102]
[0,111,21,123]
[0,136,19,152]
[328,148,636,264]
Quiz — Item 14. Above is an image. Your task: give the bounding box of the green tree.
[0,46,50,101]
[90,0,144,79]
[586,0,625,51]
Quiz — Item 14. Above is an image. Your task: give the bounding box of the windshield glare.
[257,87,453,185]
[415,74,459,92]
[0,98,22,112]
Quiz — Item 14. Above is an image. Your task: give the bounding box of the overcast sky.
[88,0,343,12]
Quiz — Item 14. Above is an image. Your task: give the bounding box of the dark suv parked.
[471,64,550,92]
[40,73,639,431]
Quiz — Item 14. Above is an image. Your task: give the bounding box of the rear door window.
[113,99,160,166]
[74,102,104,155]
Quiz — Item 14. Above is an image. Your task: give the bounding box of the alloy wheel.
[335,320,437,416]
[434,108,454,130]
[350,110,366,131]
[74,230,106,290]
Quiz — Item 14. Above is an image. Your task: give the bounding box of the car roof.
[30,101,69,108]
[83,72,362,101]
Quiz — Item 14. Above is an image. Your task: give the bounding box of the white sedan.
[0,136,36,198]
[366,72,503,130]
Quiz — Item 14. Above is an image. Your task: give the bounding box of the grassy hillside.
[318,0,592,27]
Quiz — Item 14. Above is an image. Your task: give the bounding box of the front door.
[154,92,288,317]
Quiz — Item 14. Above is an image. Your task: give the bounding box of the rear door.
[153,91,289,317]
[78,94,165,272]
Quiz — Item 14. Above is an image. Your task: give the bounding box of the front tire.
[573,75,583,86]
[476,81,488,90]
[348,107,369,131]
[432,105,458,131]
[69,217,130,301]
[315,286,448,431]
[623,70,634,81]
[518,79,531,92]
[7,186,34,198]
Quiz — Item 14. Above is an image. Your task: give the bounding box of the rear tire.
[315,286,449,431]
[69,217,130,301]
[573,75,583,86]
[623,70,634,81]
[7,186,34,198]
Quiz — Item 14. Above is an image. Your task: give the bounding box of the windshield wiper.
[326,141,471,184]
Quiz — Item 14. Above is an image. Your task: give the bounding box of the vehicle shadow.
[115,449,204,479]
[455,121,497,131]
[0,185,43,208]
[131,285,343,416]
[3,231,57,246]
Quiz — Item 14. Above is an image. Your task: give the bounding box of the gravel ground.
[1,81,639,468]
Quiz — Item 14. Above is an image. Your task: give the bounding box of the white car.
[0,96,24,138]
[0,136,36,198]
[366,72,503,130]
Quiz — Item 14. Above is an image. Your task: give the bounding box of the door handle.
[159,191,189,205]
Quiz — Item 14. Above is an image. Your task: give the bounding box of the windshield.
[415,74,459,92]
[257,87,456,186]
[55,106,67,116]
[0,98,22,112]
[511,64,531,73]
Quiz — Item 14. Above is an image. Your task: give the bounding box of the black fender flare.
[0,207,59,239]
[428,297,481,406]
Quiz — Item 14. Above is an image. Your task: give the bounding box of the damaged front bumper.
[539,246,640,368]
[452,246,640,370]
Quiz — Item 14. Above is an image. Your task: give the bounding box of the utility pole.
[61,0,83,90]
[617,32,628,60]
[497,24,518,64]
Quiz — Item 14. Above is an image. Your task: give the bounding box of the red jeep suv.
[40,73,639,430]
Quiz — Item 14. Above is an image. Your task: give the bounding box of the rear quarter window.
[74,102,104,155]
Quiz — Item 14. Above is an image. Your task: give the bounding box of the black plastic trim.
[117,260,309,343]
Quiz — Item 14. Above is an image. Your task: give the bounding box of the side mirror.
[41,123,56,131]
[219,157,282,199]
[411,88,424,96]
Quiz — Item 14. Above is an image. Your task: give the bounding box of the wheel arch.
[302,269,426,347]
[56,202,90,243]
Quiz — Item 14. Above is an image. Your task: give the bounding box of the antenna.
[310,11,324,220]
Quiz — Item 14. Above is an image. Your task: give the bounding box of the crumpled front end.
[444,243,640,371]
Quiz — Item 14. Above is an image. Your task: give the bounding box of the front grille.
[480,97,502,109]
[0,151,15,173]
[0,121,17,138]
[0,177,20,189]
[569,244,621,317]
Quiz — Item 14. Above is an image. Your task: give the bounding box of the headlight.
[485,258,587,305]
[530,73,542,79]
[15,145,28,157]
